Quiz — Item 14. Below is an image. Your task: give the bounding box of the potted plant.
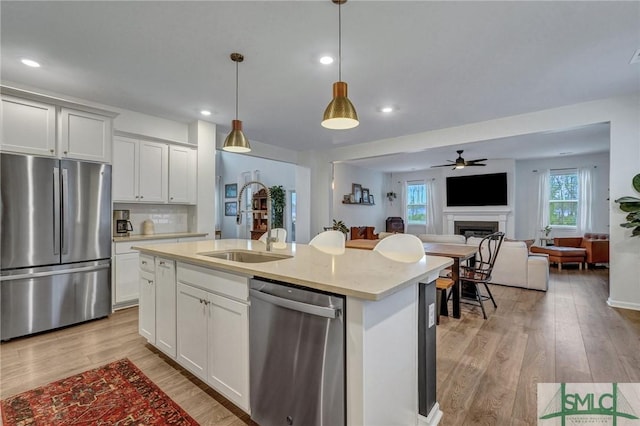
[614,173,640,237]
[269,185,286,229]
[332,219,349,238]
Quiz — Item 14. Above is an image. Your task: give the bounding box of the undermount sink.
[198,250,293,263]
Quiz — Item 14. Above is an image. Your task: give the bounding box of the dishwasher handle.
[250,288,340,319]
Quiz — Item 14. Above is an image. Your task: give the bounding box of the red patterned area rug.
[1,358,199,425]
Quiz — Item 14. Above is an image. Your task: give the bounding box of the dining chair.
[458,231,505,319]
[373,234,424,263]
[309,230,346,255]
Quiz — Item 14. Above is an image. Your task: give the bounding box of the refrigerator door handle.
[0,263,110,282]
[61,168,69,255]
[53,167,60,255]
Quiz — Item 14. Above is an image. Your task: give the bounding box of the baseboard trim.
[607,298,640,311]
[418,402,443,426]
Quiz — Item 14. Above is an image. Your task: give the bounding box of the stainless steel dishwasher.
[249,278,345,426]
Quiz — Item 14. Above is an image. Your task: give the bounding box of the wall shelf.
[342,201,375,206]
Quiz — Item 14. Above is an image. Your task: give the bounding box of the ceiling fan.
[431,150,487,170]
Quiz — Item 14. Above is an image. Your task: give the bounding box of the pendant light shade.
[322,81,358,129]
[322,0,359,130]
[223,119,250,153]
[223,53,251,152]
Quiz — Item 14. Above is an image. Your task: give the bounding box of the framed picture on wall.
[224,201,237,216]
[352,183,362,204]
[225,183,237,198]
[362,188,370,204]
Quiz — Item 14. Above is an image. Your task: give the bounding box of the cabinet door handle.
[147,279,153,285]
[50,149,54,153]
[159,261,165,265]
[64,151,68,155]
[170,197,174,200]
[140,195,144,199]
[141,261,147,265]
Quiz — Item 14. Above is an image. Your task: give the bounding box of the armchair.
[553,233,609,267]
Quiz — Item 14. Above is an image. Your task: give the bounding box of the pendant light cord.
[338,0,342,82]
[235,60,239,120]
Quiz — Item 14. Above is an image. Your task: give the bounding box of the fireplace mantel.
[443,207,513,236]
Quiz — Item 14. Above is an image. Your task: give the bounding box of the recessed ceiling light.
[319,56,334,65]
[381,106,393,113]
[21,58,40,68]
[200,110,211,116]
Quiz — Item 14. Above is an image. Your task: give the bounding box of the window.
[406,181,427,225]
[549,170,578,226]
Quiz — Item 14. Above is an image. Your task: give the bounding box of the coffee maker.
[113,210,133,237]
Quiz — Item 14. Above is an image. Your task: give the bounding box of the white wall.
[515,152,610,239]
[298,149,333,237]
[217,151,297,240]
[190,120,217,238]
[332,163,388,235]
[295,165,311,243]
[389,160,516,236]
[216,130,298,164]
[115,110,189,143]
[314,95,640,311]
[389,169,442,234]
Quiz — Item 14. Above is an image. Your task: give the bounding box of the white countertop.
[134,239,453,301]
[113,232,208,243]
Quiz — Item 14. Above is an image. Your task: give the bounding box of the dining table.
[345,239,477,318]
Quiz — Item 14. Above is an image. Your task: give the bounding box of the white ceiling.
[344,122,611,172]
[1,1,637,161]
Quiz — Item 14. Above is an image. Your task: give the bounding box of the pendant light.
[223,53,251,152]
[322,0,359,130]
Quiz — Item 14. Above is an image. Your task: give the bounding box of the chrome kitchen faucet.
[236,181,274,251]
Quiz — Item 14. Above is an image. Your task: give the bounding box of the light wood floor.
[1,268,638,425]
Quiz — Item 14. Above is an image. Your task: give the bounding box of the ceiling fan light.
[322,81,359,129]
[223,119,251,152]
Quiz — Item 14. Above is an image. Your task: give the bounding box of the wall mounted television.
[446,172,508,207]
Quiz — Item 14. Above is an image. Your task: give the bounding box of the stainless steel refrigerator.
[1,152,112,341]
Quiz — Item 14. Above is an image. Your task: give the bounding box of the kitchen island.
[135,239,452,426]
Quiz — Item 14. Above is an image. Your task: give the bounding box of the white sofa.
[466,237,549,291]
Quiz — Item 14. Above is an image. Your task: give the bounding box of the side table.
[539,237,554,246]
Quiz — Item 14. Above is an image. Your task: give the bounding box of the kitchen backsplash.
[114,203,195,235]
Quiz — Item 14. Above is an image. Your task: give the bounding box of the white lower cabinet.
[138,269,155,343]
[155,257,177,358]
[115,252,140,306]
[207,293,249,409]
[176,263,250,412]
[176,283,209,379]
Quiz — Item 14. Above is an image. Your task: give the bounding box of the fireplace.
[455,221,499,238]
[444,207,511,237]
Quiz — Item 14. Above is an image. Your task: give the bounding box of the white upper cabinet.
[1,95,57,156]
[139,140,168,202]
[59,107,112,163]
[113,137,168,203]
[169,145,197,204]
[112,137,139,202]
